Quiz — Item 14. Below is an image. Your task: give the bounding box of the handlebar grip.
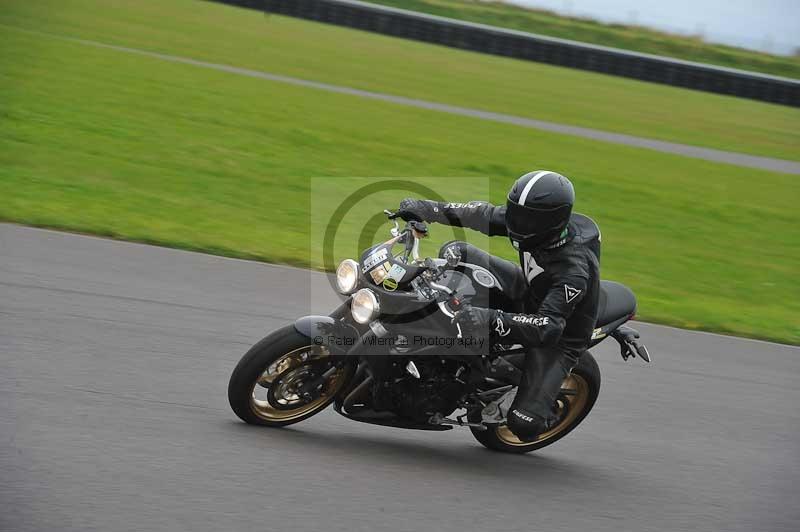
[409,220,428,234]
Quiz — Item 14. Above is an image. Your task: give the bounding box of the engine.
[372,358,469,422]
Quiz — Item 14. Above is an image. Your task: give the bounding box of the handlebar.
[383,210,462,339]
[384,209,426,263]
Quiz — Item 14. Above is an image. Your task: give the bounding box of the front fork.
[291,306,362,400]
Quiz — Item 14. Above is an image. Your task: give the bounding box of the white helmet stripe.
[517,170,552,205]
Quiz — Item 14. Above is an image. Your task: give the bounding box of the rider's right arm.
[401,199,508,237]
[496,265,590,347]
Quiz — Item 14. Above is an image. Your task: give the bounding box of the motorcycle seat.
[597,281,637,327]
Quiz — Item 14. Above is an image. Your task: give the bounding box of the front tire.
[471,352,601,453]
[228,325,354,427]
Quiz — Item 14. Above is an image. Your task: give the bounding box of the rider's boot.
[506,406,558,442]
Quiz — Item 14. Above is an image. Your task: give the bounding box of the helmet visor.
[505,200,571,238]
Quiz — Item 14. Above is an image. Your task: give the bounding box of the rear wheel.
[471,352,601,453]
[228,325,354,426]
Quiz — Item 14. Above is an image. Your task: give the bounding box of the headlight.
[351,288,380,324]
[336,259,360,295]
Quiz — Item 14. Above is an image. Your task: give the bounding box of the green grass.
[0,0,798,161]
[367,0,800,79]
[1,23,798,344]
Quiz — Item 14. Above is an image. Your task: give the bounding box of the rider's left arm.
[429,201,508,237]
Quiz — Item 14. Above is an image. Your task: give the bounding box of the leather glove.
[396,198,439,222]
[452,305,499,335]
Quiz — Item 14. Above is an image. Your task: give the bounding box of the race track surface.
[1,224,798,532]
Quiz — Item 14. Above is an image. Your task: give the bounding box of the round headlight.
[336,259,360,295]
[351,288,380,324]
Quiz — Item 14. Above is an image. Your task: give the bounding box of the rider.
[396,170,600,442]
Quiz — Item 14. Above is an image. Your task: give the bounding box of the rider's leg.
[506,347,580,441]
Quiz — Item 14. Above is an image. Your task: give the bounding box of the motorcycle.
[228,211,651,453]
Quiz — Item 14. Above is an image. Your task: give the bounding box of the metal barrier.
[214,0,800,107]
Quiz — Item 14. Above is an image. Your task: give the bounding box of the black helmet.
[506,170,574,251]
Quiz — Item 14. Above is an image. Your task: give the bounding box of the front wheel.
[228,325,354,426]
[471,352,601,453]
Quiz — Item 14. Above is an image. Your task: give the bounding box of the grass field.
[1,0,798,162]
[1,14,798,344]
[367,0,800,79]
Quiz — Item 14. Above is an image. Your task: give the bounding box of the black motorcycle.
[228,211,650,453]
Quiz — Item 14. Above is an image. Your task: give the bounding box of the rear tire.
[471,352,601,453]
[228,325,354,427]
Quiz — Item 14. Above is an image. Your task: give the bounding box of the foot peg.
[429,412,487,430]
[481,387,517,423]
[611,325,652,363]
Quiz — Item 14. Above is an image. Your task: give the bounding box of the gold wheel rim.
[249,345,347,422]
[495,374,590,447]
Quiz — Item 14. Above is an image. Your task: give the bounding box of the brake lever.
[448,311,463,339]
[449,297,465,339]
[384,210,401,237]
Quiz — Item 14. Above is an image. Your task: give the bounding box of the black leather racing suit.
[424,201,601,439]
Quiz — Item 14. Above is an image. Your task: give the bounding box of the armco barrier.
[213,0,800,107]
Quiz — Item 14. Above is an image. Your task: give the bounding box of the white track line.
[4,24,799,175]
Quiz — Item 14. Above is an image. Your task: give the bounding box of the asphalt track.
[7,24,800,175]
[1,223,798,532]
